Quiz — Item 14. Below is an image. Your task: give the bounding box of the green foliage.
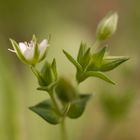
[38,59,57,87]
[86,47,106,71]
[100,56,129,72]
[63,50,82,72]
[77,71,115,85]
[63,43,128,85]
[77,42,91,69]
[67,94,91,118]
[29,99,62,125]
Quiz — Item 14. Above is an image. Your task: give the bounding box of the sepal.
[100,56,129,71]
[77,42,91,69]
[39,59,57,87]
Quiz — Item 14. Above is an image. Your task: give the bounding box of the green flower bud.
[55,78,78,103]
[96,12,118,41]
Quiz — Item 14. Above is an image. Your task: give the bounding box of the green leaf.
[87,47,106,71]
[31,66,46,86]
[29,99,62,125]
[40,61,56,86]
[78,71,115,85]
[77,42,91,68]
[77,42,87,62]
[63,50,82,71]
[67,94,91,119]
[51,58,57,79]
[100,56,129,71]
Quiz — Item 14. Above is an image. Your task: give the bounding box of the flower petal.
[24,47,34,60]
[39,39,48,52]
[39,39,49,61]
[19,42,27,54]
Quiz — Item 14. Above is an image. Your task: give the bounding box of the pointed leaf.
[31,66,46,86]
[63,50,82,71]
[67,94,91,119]
[79,71,115,85]
[77,43,91,68]
[100,56,129,71]
[87,47,106,71]
[77,43,91,69]
[40,61,56,86]
[77,42,87,62]
[51,58,57,79]
[29,99,62,125]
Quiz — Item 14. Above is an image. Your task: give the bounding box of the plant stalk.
[49,92,62,116]
[61,119,67,140]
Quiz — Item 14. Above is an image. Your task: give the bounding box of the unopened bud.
[55,78,78,103]
[96,12,118,41]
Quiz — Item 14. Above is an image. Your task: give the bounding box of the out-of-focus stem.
[49,91,62,116]
[61,119,68,140]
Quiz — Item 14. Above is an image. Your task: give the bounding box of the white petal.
[23,48,34,60]
[19,43,27,53]
[39,39,48,52]
[39,39,49,59]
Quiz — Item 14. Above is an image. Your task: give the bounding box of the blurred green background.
[0,0,140,140]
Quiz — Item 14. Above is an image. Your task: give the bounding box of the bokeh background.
[0,0,140,140]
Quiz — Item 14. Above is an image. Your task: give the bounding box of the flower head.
[9,35,49,65]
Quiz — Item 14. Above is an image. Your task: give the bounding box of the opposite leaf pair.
[30,74,91,124]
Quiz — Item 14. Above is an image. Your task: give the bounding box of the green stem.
[50,92,68,140]
[31,66,68,140]
[91,39,101,53]
[61,119,67,140]
[49,91,62,116]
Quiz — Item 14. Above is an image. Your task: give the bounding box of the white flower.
[9,35,49,65]
[96,12,118,41]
